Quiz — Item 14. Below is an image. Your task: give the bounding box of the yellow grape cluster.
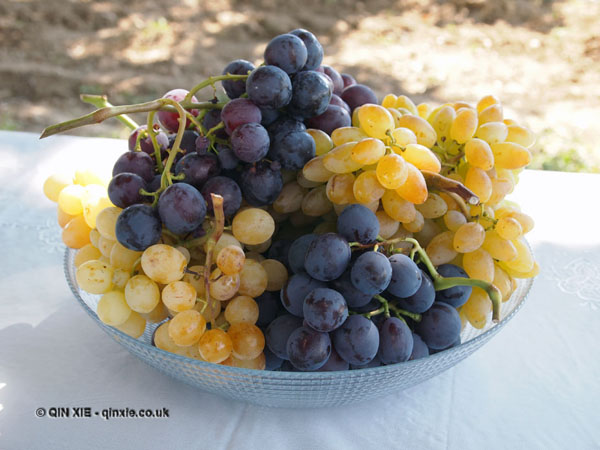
[44,171,285,370]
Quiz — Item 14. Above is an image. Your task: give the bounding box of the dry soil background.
[1,0,599,170]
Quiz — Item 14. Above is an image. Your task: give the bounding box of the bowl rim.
[65,248,534,379]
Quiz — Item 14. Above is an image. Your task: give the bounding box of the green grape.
[225,295,259,325]
[217,245,246,275]
[273,182,306,214]
[478,103,503,125]
[232,208,275,245]
[261,259,288,291]
[95,206,122,240]
[381,93,397,108]
[464,138,494,170]
[351,138,386,165]
[415,193,447,219]
[198,329,233,363]
[358,104,395,139]
[168,310,206,347]
[76,259,114,294]
[496,216,523,240]
[238,259,268,298]
[302,186,333,217]
[306,128,334,156]
[110,241,142,271]
[182,265,206,297]
[453,222,485,253]
[502,238,535,273]
[115,311,146,338]
[388,127,417,151]
[97,290,132,326]
[450,108,478,144]
[505,124,535,148]
[426,231,458,265]
[395,163,428,205]
[462,248,494,283]
[125,274,160,313]
[443,210,467,232]
[331,126,368,147]
[43,174,72,203]
[401,144,441,173]
[397,114,437,148]
[142,302,169,324]
[353,170,385,205]
[482,230,518,261]
[326,173,356,205]
[463,287,491,329]
[57,184,85,216]
[376,210,400,239]
[376,154,408,189]
[208,233,243,256]
[381,189,416,223]
[82,184,113,229]
[403,210,424,233]
[395,95,418,115]
[493,264,514,303]
[476,94,500,113]
[227,322,265,361]
[74,243,102,268]
[162,281,197,312]
[474,122,508,145]
[428,105,455,147]
[322,142,362,174]
[465,167,492,203]
[141,244,187,284]
[209,269,241,301]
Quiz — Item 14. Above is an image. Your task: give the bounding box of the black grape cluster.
[256,204,471,371]
[107,29,370,253]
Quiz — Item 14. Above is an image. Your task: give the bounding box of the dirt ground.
[1,0,598,171]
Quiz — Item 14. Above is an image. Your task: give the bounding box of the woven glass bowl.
[65,248,533,408]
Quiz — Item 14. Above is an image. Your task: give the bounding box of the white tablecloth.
[1,131,599,449]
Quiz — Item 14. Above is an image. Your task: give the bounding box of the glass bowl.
[64,248,534,408]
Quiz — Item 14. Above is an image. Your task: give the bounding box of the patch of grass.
[0,113,19,131]
[530,148,600,173]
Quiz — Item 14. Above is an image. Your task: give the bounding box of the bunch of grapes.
[43,28,538,372]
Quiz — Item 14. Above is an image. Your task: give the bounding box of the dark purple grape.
[157,183,206,235]
[255,291,281,327]
[178,130,200,153]
[239,161,283,206]
[435,264,472,308]
[286,326,331,370]
[280,273,326,317]
[409,333,429,360]
[268,130,316,171]
[157,89,198,133]
[341,84,378,112]
[128,125,168,157]
[220,98,262,135]
[288,233,317,274]
[230,122,270,163]
[351,251,392,295]
[304,233,351,282]
[115,204,162,251]
[267,239,292,268]
[337,204,379,244]
[395,270,435,314]
[329,269,373,308]
[264,346,284,370]
[260,107,280,127]
[264,34,307,75]
[332,315,379,365]
[112,151,155,182]
[290,29,323,70]
[350,354,381,369]
[222,59,255,99]
[267,117,306,136]
[287,70,332,119]
[377,317,414,364]
[246,65,292,109]
[147,174,162,193]
[387,254,422,298]
[174,153,220,190]
[200,176,242,218]
[107,173,147,208]
[329,94,351,114]
[416,302,462,350]
[265,314,303,359]
[202,109,227,139]
[216,146,239,170]
[317,347,349,371]
[305,104,351,135]
[195,135,210,155]
[341,73,357,89]
[321,65,344,96]
[303,287,348,332]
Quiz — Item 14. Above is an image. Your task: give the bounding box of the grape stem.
[375,295,422,322]
[159,99,187,190]
[146,111,164,173]
[203,194,225,329]
[421,170,479,205]
[402,237,502,323]
[80,94,139,130]
[184,74,249,103]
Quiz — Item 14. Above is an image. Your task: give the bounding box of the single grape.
[264,346,284,370]
[435,264,472,308]
[209,269,241,301]
[128,125,169,156]
[287,70,332,119]
[162,281,197,312]
[230,122,270,163]
[227,322,265,360]
[264,33,307,75]
[416,302,462,350]
[386,254,422,298]
[74,244,102,268]
[329,269,373,308]
[222,59,255,99]
[158,183,206,235]
[341,84,377,112]
[261,259,289,291]
[147,174,162,193]
[303,287,348,332]
[76,259,114,294]
[216,244,245,275]
[351,251,392,295]
[394,270,435,314]
[286,327,331,370]
[265,314,303,359]
[332,315,379,365]
[141,244,187,284]
[174,153,220,190]
[107,173,146,209]
[239,161,283,207]
[97,290,132,326]
[220,98,262,135]
[305,105,351,135]
[237,259,268,297]
[255,291,282,327]
[114,311,146,338]
[409,333,430,360]
[225,295,259,325]
[202,109,228,139]
[157,89,198,133]
[246,65,292,109]
[268,116,306,136]
[231,207,275,245]
[328,94,351,114]
[336,204,380,244]
[280,273,326,317]
[62,215,92,249]
[113,151,155,182]
[216,146,240,170]
[341,73,356,89]
[200,176,242,218]
[304,233,351,282]
[168,310,206,347]
[198,328,233,363]
[317,347,349,371]
[321,65,344,96]
[289,29,323,70]
[287,234,317,274]
[115,204,162,251]
[124,274,160,313]
[194,135,210,155]
[266,239,292,268]
[378,317,414,364]
[268,130,316,171]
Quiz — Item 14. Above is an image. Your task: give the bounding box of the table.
[1,131,599,449]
